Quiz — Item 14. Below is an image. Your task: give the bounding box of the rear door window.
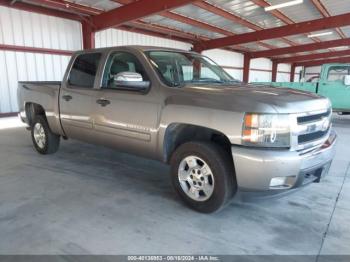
[68,53,102,88]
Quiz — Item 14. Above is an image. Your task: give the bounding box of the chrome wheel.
[178,155,215,201]
[33,122,46,149]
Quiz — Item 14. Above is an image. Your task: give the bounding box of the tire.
[170,141,237,213]
[31,115,60,154]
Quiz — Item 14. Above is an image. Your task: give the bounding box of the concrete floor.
[0,115,349,255]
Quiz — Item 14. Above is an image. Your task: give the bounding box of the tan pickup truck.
[17,46,337,213]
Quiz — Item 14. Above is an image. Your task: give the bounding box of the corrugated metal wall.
[203,49,244,80]
[0,6,81,113]
[276,63,291,82]
[95,28,192,50]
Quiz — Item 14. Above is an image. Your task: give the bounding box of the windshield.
[146,51,240,87]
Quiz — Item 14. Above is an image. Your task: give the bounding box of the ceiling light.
[308,31,334,38]
[265,0,303,11]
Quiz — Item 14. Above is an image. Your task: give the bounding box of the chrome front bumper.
[231,130,337,196]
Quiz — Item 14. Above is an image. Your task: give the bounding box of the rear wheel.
[31,115,60,154]
[170,141,237,213]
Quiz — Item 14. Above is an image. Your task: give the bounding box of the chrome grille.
[292,108,332,151]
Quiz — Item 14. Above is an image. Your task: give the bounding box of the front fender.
[156,104,244,161]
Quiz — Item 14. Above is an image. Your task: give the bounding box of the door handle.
[62,95,72,101]
[96,98,110,107]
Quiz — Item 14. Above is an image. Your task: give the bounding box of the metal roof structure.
[1,0,350,82]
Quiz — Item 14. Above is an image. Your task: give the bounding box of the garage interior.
[0,0,350,257]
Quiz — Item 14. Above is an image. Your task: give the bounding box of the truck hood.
[166,83,330,114]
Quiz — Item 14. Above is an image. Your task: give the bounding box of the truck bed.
[17,81,63,135]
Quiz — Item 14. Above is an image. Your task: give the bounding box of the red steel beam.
[0,44,73,56]
[145,10,275,50]
[118,24,196,43]
[310,0,346,39]
[21,0,214,50]
[251,38,350,58]
[290,64,296,82]
[194,13,350,51]
[274,49,350,63]
[160,11,235,37]
[32,0,211,46]
[193,0,297,47]
[243,54,251,83]
[0,0,82,21]
[113,0,272,50]
[124,21,204,42]
[114,0,236,38]
[82,21,95,49]
[296,56,350,67]
[91,0,198,31]
[271,61,278,82]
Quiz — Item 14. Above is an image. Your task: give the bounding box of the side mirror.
[113,72,150,91]
[344,75,350,86]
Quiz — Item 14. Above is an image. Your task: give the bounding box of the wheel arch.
[25,102,47,126]
[163,123,233,164]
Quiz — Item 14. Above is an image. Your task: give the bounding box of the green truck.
[256,63,350,113]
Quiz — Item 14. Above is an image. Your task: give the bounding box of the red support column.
[290,64,296,82]
[243,54,251,83]
[82,21,95,50]
[271,61,278,82]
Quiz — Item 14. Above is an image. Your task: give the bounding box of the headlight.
[242,113,291,148]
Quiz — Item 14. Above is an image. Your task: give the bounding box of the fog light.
[269,177,288,188]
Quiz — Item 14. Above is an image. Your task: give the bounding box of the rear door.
[60,52,102,140]
[317,65,350,111]
[93,51,160,157]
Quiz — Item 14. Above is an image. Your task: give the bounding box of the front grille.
[298,129,329,144]
[297,109,331,124]
[294,108,332,150]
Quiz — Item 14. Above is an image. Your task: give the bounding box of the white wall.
[202,49,244,80]
[276,63,291,82]
[305,66,322,82]
[0,6,81,113]
[0,51,70,113]
[249,58,272,82]
[293,66,303,82]
[95,28,192,50]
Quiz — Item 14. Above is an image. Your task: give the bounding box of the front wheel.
[170,142,237,213]
[31,115,60,154]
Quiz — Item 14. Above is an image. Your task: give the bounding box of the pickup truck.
[256,63,350,113]
[17,46,337,213]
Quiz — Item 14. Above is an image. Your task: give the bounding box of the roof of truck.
[76,45,194,54]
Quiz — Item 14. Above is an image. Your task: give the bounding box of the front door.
[93,51,160,157]
[60,52,102,140]
[318,65,350,112]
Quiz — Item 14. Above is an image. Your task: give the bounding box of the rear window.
[68,53,102,88]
